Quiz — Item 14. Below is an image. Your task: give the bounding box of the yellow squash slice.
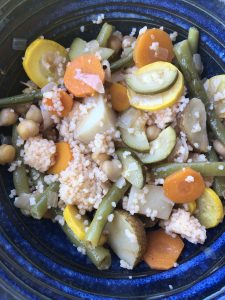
[23,38,68,88]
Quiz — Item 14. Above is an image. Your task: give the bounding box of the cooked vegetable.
[195,188,224,228]
[63,205,107,245]
[126,62,178,94]
[109,83,130,112]
[61,220,111,270]
[69,38,87,60]
[69,37,114,61]
[17,119,39,140]
[184,201,197,214]
[152,162,225,178]
[101,159,122,182]
[85,180,131,247]
[146,125,161,141]
[116,148,145,189]
[110,48,134,72]
[174,40,225,145]
[64,54,105,98]
[30,182,59,219]
[207,148,225,197]
[23,38,68,88]
[26,105,43,123]
[133,28,174,67]
[0,144,16,164]
[107,34,122,54]
[76,95,115,144]
[213,139,225,158]
[120,124,149,152]
[0,92,42,109]
[29,168,46,188]
[127,70,184,111]
[13,165,30,195]
[136,126,176,164]
[0,108,18,126]
[163,167,205,203]
[144,229,184,270]
[43,91,73,117]
[48,142,72,174]
[167,136,189,163]
[96,22,114,47]
[107,209,146,268]
[179,98,209,152]
[127,185,174,220]
[188,27,199,54]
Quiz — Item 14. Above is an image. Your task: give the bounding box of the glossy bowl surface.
[0,0,225,299]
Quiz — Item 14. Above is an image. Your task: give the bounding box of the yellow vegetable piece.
[23,38,68,88]
[63,205,107,245]
[204,75,225,118]
[185,201,196,214]
[127,70,184,111]
[195,188,224,229]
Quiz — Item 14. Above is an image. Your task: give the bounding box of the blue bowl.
[0,1,225,299]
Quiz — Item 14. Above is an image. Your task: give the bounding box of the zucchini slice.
[125,61,178,94]
[136,126,176,164]
[116,148,145,189]
[107,209,147,268]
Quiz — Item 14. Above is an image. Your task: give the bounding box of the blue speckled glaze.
[0,0,224,299]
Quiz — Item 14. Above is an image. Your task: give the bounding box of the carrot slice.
[44,91,73,117]
[144,229,184,270]
[134,28,174,67]
[64,54,105,98]
[109,83,130,112]
[163,167,205,203]
[48,142,73,174]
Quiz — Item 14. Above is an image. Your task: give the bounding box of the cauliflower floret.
[160,208,206,244]
[24,137,56,172]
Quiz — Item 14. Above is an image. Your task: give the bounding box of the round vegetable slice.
[43,91,73,117]
[125,62,178,94]
[133,28,174,67]
[64,54,105,98]
[194,188,224,228]
[23,38,68,88]
[163,167,205,203]
[48,142,73,174]
[127,71,184,111]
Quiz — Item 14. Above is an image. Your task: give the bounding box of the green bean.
[207,149,225,197]
[110,49,134,72]
[30,182,59,219]
[151,162,225,178]
[188,27,199,54]
[174,40,225,145]
[0,91,42,108]
[96,22,114,47]
[61,222,111,270]
[13,165,30,195]
[86,180,130,247]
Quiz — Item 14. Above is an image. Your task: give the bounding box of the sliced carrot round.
[44,90,73,117]
[144,229,184,270]
[163,167,205,203]
[48,142,73,174]
[64,54,105,98]
[134,28,174,67]
[109,83,130,112]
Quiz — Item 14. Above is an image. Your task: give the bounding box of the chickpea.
[102,159,122,182]
[91,153,110,166]
[213,139,225,158]
[0,108,17,126]
[0,144,16,164]
[122,35,136,49]
[26,105,43,123]
[14,103,31,115]
[17,119,39,140]
[146,125,161,141]
[107,35,122,54]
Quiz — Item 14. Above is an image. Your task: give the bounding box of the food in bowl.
[1,20,225,271]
